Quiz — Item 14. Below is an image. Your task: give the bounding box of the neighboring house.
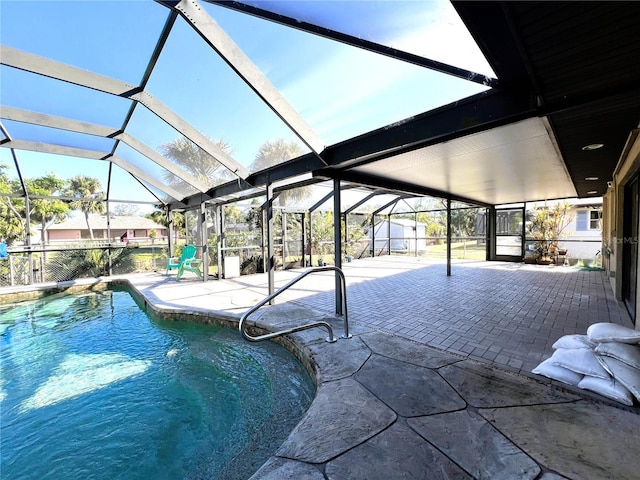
[529,198,603,261]
[47,215,168,243]
[368,219,428,253]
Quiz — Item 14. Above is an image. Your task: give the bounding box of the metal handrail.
[239,266,351,343]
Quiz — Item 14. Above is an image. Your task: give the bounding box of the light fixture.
[587,190,598,194]
[584,176,599,181]
[582,143,604,151]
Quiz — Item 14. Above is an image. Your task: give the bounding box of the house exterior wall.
[557,206,602,260]
[603,130,640,327]
[48,230,81,241]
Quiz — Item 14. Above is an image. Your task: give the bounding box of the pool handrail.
[239,266,351,343]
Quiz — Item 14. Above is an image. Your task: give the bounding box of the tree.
[527,201,573,260]
[250,139,309,206]
[67,175,105,240]
[160,137,235,193]
[112,204,140,217]
[0,163,27,245]
[27,174,69,245]
[146,207,184,243]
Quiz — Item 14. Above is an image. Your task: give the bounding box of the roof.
[1,1,639,212]
[48,215,166,231]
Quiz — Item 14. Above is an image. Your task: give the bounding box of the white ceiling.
[351,117,577,205]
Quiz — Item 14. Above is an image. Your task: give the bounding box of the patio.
[114,257,637,479]
[126,257,631,376]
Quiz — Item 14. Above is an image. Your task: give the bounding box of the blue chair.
[0,242,8,259]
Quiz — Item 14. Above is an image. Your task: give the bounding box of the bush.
[240,255,264,275]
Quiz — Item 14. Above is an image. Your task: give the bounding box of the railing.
[239,266,351,343]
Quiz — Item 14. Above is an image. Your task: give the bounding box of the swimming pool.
[0,289,315,480]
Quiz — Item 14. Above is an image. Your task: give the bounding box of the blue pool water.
[0,290,315,480]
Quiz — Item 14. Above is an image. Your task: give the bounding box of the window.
[576,209,601,231]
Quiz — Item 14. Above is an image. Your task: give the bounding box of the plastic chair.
[166,245,198,275]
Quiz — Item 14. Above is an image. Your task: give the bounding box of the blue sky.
[0,0,492,210]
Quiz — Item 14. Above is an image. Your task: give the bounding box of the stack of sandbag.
[532,322,640,406]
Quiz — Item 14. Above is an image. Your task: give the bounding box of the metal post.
[333,178,343,315]
[414,212,418,257]
[447,198,452,276]
[282,210,287,269]
[520,203,527,260]
[371,214,376,258]
[24,196,34,285]
[200,202,208,281]
[216,205,223,279]
[308,210,314,267]
[387,213,391,255]
[487,206,496,261]
[343,212,349,261]
[106,199,112,275]
[301,212,307,267]
[167,208,174,258]
[266,182,275,301]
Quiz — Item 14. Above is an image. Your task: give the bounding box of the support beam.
[0,45,249,179]
[0,107,211,193]
[266,182,275,301]
[161,0,326,158]
[199,202,208,281]
[344,191,382,215]
[2,139,106,160]
[216,205,223,278]
[109,156,185,201]
[208,0,498,88]
[167,208,175,258]
[447,198,452,276]
[333,178,343,315]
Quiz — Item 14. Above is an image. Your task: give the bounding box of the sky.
[0,0,493,211]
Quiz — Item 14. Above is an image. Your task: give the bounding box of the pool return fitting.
[239,266,351,343]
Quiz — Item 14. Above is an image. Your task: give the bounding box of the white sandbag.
[597,356,640,402]
[587,322,640,344]
[532,357,583,386]
[550,347,609,379]
[578,375,634,406]
[552,334,595,350]
[595,342,640,370]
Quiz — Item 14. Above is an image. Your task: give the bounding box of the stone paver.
[355,355,465,416]
[275,378,396,463]
[409,410,541,480]
[4,258,637,479]
[325,422,472,480]
[480,402,640,480]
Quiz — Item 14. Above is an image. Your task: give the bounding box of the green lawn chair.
[166,245,201,278]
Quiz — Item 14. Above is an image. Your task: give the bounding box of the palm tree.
[159,137,235,193]
[250,139,309,206]
[68,175,105,240]
[27,174,70,246]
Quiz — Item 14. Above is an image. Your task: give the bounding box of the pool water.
[0,290,315,480]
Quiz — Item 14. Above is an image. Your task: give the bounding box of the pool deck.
[8,257,639,479]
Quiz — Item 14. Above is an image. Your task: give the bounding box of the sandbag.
[595,342,640,370]
[552,334,595,350]
[597,356,640,402]
[578,375,634,406]
[550,347,609,379]
[532,357,583,386]
[587,322,640,344]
